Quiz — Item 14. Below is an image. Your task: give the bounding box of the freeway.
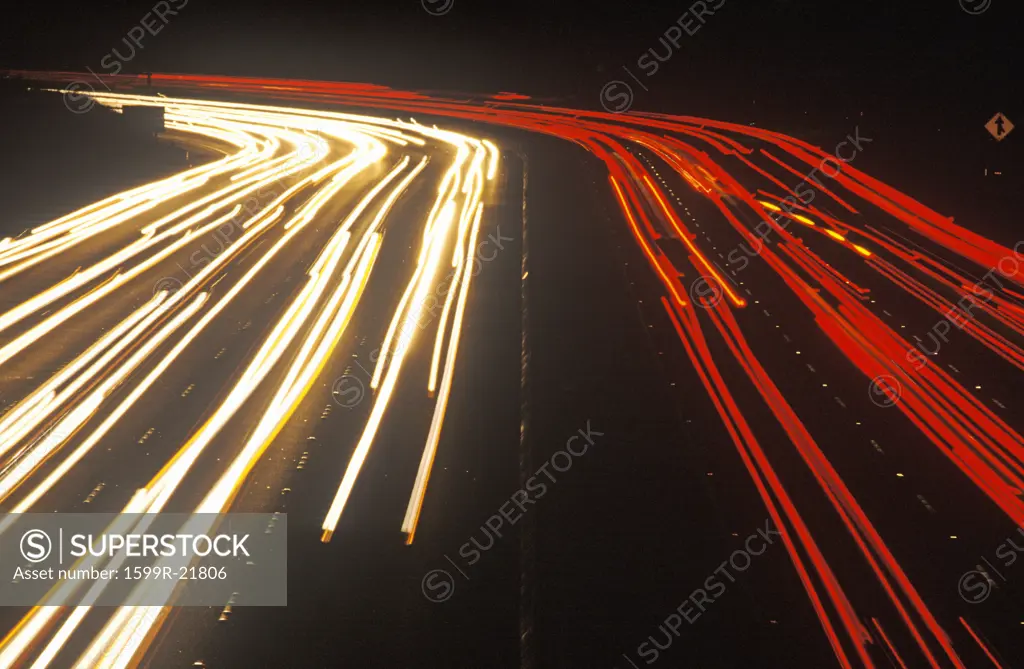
[0,89,508,666]
[0,72,1022,667]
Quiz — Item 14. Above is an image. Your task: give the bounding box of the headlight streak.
[320,196,457,540]
[403,202,484,541]
[481,139,500,181]
[0,124,261,280]
[4,70,1024,667]
[0,106,391,368]
[428,147,487,394]
[0,203,238,367]
[367,143,478,396]
[78,230,387,669]
[368,200,456,392]
[0,86,499,668]
[0,291,168,462]
[0,293,209,508]
[321,143,487,540]
[79,214,398,668]
[1,146,247,257]
[77,154,434,668]
[0,113,310,330]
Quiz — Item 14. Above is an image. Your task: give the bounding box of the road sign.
[985,113,1014,141]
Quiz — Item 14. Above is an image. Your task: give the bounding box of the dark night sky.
[1,0,1020,120]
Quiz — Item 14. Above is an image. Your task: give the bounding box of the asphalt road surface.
[0,73,1022,668]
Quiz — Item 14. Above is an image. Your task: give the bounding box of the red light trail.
[1,69,1021,668]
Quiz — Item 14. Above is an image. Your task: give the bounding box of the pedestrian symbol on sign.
[985,113,1014,141]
